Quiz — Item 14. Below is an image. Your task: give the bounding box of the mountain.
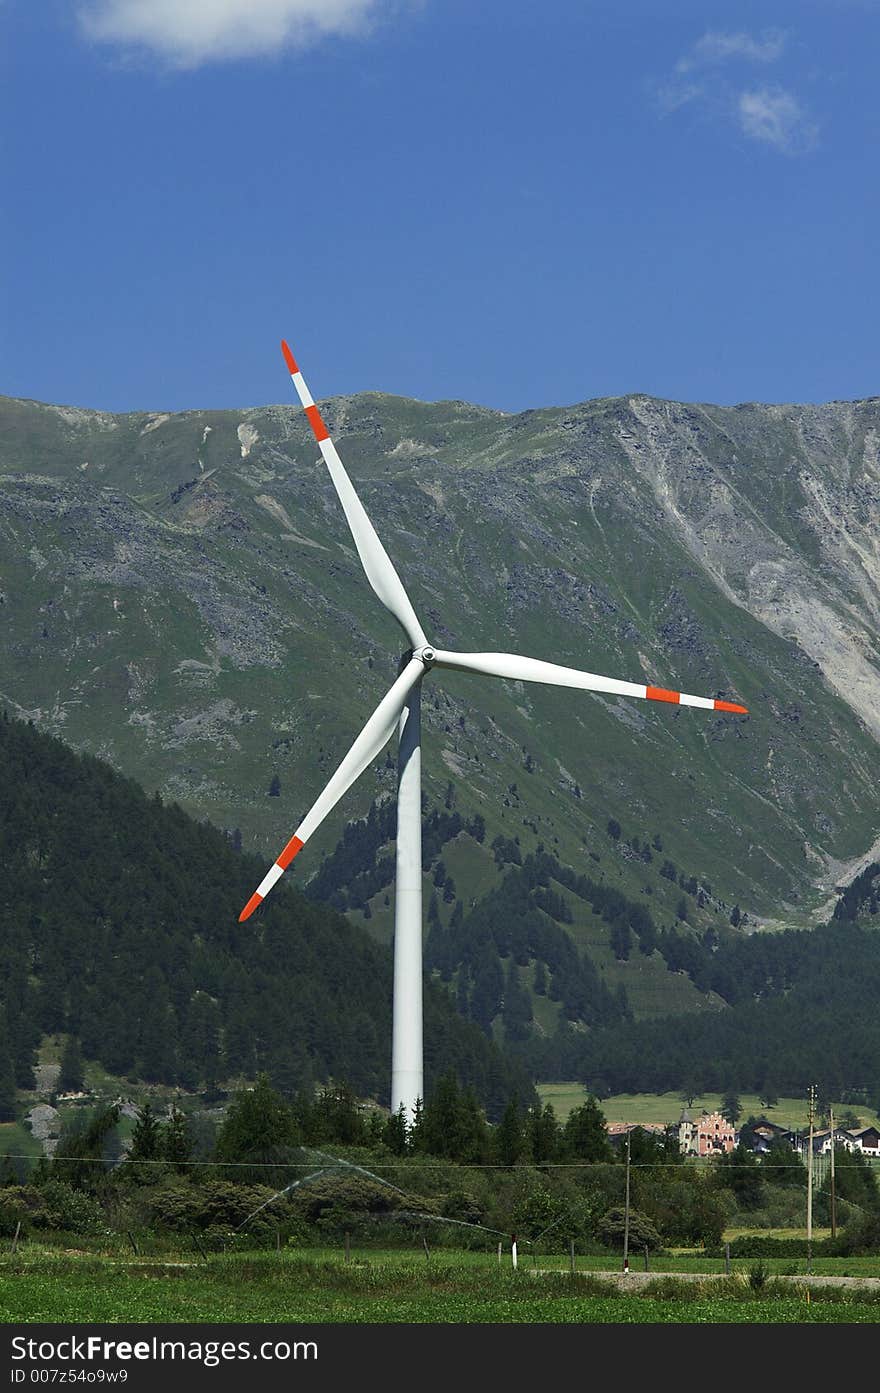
[571,912,880,1103]
[2,386,880,939]
[0,713,533,1113]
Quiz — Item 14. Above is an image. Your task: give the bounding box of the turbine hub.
[416,645,436,667]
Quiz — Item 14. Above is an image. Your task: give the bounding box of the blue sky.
[1,0,878,414]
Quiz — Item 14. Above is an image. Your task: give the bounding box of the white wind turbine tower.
[240,340,749,1123]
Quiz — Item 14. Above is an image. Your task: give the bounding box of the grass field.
[535,1085,880,1131]
[1,1246,879,1324]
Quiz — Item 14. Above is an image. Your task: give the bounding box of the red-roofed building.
[677,1108,737,1156]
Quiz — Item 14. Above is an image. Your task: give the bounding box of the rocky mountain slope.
[2,386,879,928]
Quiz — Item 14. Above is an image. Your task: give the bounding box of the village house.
[804,1127,856,1156]
[784,1124,879,1160]
[847,1125,880,1156]
[677,1108,737,1157]
[748,1120,791,1154]
[605,1122,666,1149]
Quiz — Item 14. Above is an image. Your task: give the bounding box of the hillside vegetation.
[2,388,880,929]
[0,713,533,1114]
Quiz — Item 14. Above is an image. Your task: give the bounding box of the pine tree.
[721,1090,742,1126]
[125,1101,164,1184]
[163,1106,192,1173]
[563,1097,610,1161]
[53,1104,120,1192]
[129,1102,162,1161]
[59,1036,84,1093]
[528,1103,559,1165]
[421,1072,488,1162]
[494,1095,525,1165]
[215,1074,299,1178]
[610,919,632,961]
[382,1106,408,1156]
[0,1010,17,1123]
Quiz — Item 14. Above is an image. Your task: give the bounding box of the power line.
[2,1154,876,1171]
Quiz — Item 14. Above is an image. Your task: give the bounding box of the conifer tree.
[528,1102,559,1165]
[382,1106,408,1156]
[215,1074,299,1180]
[59,1036,84,1094]
[494,1095,525,1165]
[163,1106,192,1173]
[0,1010,17,1123]
[130,1102,162,1161]
[563,1097,610,1161]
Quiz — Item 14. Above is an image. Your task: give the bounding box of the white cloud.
[657,27,818,155]
[677,29,787,74]
[78,0,391,67]
[738,87,818,154]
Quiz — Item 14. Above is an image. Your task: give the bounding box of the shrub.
[39,1181,104,1234]
[145,1181,281,1234]
[597,1206,663,1252]
[748,1261,768,1291]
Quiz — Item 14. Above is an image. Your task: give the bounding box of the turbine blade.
[431,650,748,713]
[239,657,424,921]
[281,340,427,651]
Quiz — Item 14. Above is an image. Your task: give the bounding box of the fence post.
[643,1245,649,1272]
[497,1241,502,1265]
[344,1231,351,1264]
[11,1221,21,1255]
[725,1242,730,1275]
[569,1238,575,1275]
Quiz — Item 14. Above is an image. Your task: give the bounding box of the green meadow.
[2,1247,879,1325]
[535,1086,880,1132]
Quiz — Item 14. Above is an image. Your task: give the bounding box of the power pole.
[806,1084,816,1275]
[622,1128,631,1275]
[829,1104,837,1240]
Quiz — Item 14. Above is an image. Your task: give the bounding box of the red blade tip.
[281,340,298,375]
[715,700,748,714]
[239,891,263,923]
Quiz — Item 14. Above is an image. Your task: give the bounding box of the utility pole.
[806,1084,816,1275]
[622,1128,631,1275]
[829,1104,837,1240]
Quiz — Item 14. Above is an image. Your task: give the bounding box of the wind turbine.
[239,340,749,1122]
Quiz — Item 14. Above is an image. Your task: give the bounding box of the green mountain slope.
[2,388,879,931]
[0,714,533,1113]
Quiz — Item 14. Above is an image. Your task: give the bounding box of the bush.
[707,1236,830,1258]
[145,1181,281,1235]
[597,1206,663,1252]
[748,1261,768,1291]
[828,1211,880,1255]
[0,1187,49,1237]
[440,1190,485,1225]
[39,1181,104,1235]
[0,1182,103,1236]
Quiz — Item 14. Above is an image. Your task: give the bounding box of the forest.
[0,713,533,1117]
